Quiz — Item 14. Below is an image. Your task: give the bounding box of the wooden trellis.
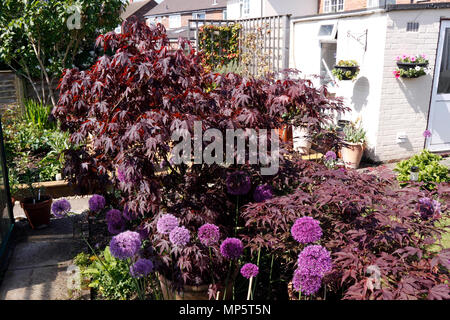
[188,15,291,76]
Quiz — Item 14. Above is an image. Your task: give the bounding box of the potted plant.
[394,54,429,78]
[19,169,52,229]
[332,60,360,81]
[341,122,366,169]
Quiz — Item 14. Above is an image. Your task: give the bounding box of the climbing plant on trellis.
[198,24,241,72]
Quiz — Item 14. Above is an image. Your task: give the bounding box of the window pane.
[319,25,334,36]
[321,42,337,85]
[438,28,450,94]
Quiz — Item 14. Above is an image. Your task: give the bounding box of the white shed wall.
[290,13,388,158]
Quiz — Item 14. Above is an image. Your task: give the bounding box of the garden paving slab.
[0,212,88,300]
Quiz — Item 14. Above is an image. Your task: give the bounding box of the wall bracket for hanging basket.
[347,29,368,51]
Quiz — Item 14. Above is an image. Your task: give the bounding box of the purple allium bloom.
[129,258,153,279]
[417,197,441,220]
[220,237,244,259]
[226,171,251,196]
[156,214,179,235]
[292,268,323,295]
[89,194,106,212]
[106,209,126,235]
[324,151,337,161]
[240,263,259,279]
[253,184,274,203]
[109,231,141,260]
[137,223,150,241]
[51,199,71,218]
[423,130,432,138]
[198,223,220,246]
[297,245,332,277]
[169,226,191,246]
[291,217,323,244]
[123,205,137,221]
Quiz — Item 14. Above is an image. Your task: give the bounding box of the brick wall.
[375,9,450,161]
[318,0,450,14]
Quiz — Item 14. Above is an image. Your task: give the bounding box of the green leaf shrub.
[394,149,449,190]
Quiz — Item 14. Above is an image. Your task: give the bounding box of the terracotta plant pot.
[20,195,52,229]
[341,143,364,169]
[158,274,234,300]
[275,125,293,144]
[292,126,311,154]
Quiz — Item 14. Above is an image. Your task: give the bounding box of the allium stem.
[128,259,144,300]
[208,247,215,285]
[234,196,239,236]
[223,260,234,300]
[247,277,253,300]
[251,248,261,299]
[268,254,274,299]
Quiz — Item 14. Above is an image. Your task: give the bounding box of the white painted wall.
[376,9,450,161]
[264,0,317,17]
[290,12,387,158]
[227,0,316,19]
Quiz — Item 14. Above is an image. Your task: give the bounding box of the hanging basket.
[332,65,360,80]
[396,62,429,71]
[396,62,429,78]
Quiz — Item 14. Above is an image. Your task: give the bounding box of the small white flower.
[415,66,421,71]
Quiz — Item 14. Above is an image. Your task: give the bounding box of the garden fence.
[188,15,291,76]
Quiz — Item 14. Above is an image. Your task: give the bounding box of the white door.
[427,20,450,152]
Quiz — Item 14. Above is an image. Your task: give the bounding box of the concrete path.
[0,197,91,300]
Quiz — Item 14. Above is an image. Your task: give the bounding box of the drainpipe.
[261,0,263,17]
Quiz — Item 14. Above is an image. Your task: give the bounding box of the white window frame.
[240,0,250,17]
[323,0,344,13]
[168,14,181,29]
[192,11,206,20]
[317,22,338,41]
[147,16,162,26]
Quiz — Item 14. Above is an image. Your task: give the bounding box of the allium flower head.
[89,194,106,212]
[226,171,251,196]
[123,205,137,221]
[417,197,441,220]
[297,245,332,276]
[324,151,337,161]
[198,223,220,246]
[291,217,323,244]
[220,237,244,259]
[240,263,259,279]
[129,258,153,278]
[292,268,323,295]
[156,214,179,234]
[106,209,126,235]
[169,226,191,246]
[137,223,150,241]
[423,130,432,138]
[51,199,71,218]
[253,184,274,203]
[109,231,141,260]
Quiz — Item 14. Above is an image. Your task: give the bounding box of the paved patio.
[0,196,91,300]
